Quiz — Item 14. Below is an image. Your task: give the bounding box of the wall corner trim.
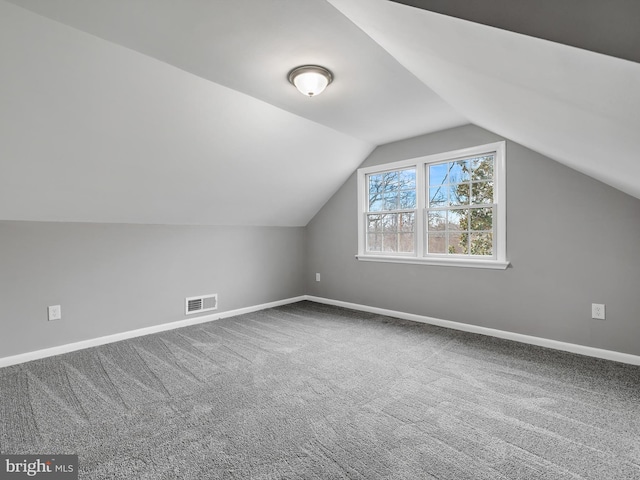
[0,296,307,369]
[304,296,640,366]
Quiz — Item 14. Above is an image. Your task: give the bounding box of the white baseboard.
[304,295,640,366]
[0,296,306,369]
[3,294,638,368]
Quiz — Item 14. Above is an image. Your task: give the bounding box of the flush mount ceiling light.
[288,65,333,97]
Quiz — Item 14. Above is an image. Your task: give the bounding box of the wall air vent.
[185,294,218,315]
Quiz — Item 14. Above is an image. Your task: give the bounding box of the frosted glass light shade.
[288,65,333,97]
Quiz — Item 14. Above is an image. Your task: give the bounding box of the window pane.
[472,181,493,204]
[369,174,383,192]
[366,212,416,254]
[427,210,446,231]
[382,171,398,191]
[399,169,416,189]
[370,168,416,213]
[368,175,381,209]
[471,156,494,180]
[368,196,383,211]
[470,232,493,256]
[448,232,467,254]
[470,207,493,231]
[383,192,398,210]
[448,209,468,231]
[449,184,469,206]
[399,190,416,209]
[428,233,446,254]
[429,163,448,186]
[399,212,415,232]
[367,233,382,252]
[382,213,398,233]
[429,187,447,207]
[448,160,470,183]
[382,233,397,252]
[366,214,382,233]
[398,233,415,253]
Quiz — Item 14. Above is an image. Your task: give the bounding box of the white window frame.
[356,141,509,270]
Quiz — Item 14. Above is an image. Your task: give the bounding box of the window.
[426,155,494,256]
[366,168,416,254]
[357,142,508,269]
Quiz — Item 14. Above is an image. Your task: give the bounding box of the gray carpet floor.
[1,301,639,479]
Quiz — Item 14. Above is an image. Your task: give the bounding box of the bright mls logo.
[0,456,78,479]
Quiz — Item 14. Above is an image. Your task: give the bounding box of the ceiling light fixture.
[288,65,333,97]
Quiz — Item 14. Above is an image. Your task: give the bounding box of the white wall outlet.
[48,305,62,321]
[591,303,605,320]
[315,273,321,282]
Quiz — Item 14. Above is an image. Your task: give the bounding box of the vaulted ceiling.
[1,0,638,226]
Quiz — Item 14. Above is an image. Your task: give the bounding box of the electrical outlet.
[315,273,321,282]
[48,305,62,321]
[591,303,605,320]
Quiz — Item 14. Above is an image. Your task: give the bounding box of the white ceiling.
[329,0,640,201]
[1,0,638,226]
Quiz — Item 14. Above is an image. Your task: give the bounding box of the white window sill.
[355,254,510,270]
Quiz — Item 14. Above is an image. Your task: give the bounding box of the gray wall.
[0,221,306,358]
[3,124,639,360]
[307,125,640,356]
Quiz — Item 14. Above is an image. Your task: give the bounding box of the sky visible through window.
[366,168,416,253]
[365,155,495,256]
[427,155,494,256]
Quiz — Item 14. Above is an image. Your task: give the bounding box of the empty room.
[1,0,639,478]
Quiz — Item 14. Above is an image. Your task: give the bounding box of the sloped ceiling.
[0,0,464,226]
[389,0,640,64]
[1,0,638,226]
[328,0,640,201]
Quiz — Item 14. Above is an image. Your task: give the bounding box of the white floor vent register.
[185,293,218,315]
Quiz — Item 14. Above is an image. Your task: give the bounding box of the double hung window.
[357,142,508,269]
